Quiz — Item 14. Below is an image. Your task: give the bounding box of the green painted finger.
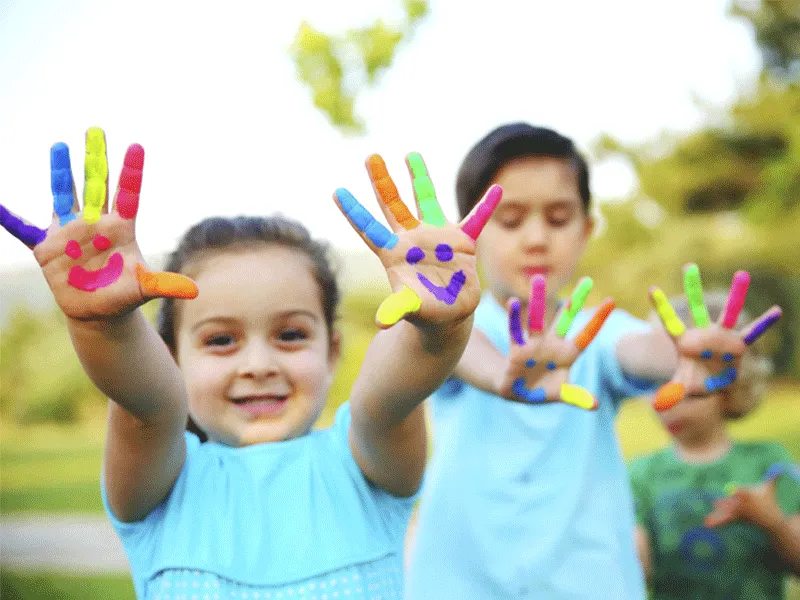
[556,277,593,337]
[83,127,108,224]
[684,264,710,328]
[407,152,445,226]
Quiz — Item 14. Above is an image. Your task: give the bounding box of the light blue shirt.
[102,402,414,600]
[405,293,657,600]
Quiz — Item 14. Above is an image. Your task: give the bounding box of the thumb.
[135,263,198,300]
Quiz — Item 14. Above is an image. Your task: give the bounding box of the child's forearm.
[764,516,800,575]
[67,311,188,425]
[352,316,473,429]
[617,328,677,383]
[452,328,506,395]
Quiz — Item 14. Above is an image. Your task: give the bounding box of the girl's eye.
[204,334,236,347]
[547,210,572,227]
[278,328,308,342]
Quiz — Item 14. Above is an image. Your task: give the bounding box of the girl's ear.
[328,329,342,368]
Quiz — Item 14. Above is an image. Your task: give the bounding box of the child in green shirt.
[629,289,800,600]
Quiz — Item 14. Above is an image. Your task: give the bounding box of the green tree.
[290,0,429,134]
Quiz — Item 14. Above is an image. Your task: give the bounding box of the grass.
[1,570,135,600]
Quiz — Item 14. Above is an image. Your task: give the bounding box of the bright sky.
[0,0,760,272]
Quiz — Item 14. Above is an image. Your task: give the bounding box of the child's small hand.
[648,263,781,411]
[497,275,615,411]
[0,127,197,322]
[334,153,501,330]
[705,465,797,530]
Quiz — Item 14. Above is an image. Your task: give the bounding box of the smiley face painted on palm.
[65,234,124,291]
[406,244,465,305]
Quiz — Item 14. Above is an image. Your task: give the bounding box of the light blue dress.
[102,402,414,600]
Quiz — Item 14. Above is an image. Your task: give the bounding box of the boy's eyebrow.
[190,310,320,332]
[496,197,580,208]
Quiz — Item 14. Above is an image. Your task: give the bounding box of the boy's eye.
[278,328,308,342]
[204,334,236,347]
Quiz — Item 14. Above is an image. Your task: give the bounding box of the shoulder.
[734,440,793,467]
[628,448,671,481]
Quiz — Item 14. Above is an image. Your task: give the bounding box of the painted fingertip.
[653,382,685,412]
[0,204,47,247]
[509,298,525,346]
[724,482,738,497]
[512,379,547,404]
[375,286,422,328]
[743,308,782,345]
[135,264,199,299]
[560,383,598,411]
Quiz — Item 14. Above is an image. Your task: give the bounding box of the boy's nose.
[237,341,280,379]
[521,216,548,248]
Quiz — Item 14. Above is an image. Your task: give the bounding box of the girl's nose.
[522,215,548,248]
[237,340,280,379]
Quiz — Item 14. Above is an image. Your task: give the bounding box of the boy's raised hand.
[0,127,197,322]
[496,275,615,411]
[649,263,782,411]
[334,152,501,330]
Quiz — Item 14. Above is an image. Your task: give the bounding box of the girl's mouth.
[231,396,289,417]
[523,267,549,278]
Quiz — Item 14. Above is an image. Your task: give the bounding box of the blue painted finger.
[335,188,398,249]
[51,143,76,225]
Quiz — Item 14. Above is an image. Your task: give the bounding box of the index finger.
[366,154,419,230]
[528,275,546,332]
[406,152,446,226]
[460,184,503,241]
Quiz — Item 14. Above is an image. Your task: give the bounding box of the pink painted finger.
[115,144,144,220]
[528,274,546,332]
[721,271,749,328]
[460,184,503,241]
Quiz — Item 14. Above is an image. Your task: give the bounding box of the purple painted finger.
[743,307,782,345]
[460,184,503,241]
[509,299,525,345]
[0,204,47,247]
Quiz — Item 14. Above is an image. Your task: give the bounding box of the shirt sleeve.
[761,443,800,516]
[329,402,418,539]
[590,309,660,407]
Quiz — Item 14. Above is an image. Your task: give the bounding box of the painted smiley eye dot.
[701,350,713,359]
[406,246,425,265]
[722,352,734,363]
[525,359,536,368]
[93,235,112,251]
[546,361,557,371]
[435,244,454,262]
[65,240,82,259]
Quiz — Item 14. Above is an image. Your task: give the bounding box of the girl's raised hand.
[0,127,197,322]
[649,263,782,411]
[497,275,615,411]
[334,152,501,330]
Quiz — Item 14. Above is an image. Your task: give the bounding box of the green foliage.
[290,1,429,134]
[590,1,800,377]
[1,571,135,600]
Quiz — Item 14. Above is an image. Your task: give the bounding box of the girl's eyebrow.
[190,311,320,333]
[498,197,579,207]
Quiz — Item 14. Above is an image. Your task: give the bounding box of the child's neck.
[674,426,732,464]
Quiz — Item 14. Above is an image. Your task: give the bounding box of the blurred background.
[1,0,798,597]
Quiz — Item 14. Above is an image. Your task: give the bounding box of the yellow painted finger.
[376,285,422,328]
[650,287,686,337]
[83,127,108,224]
[559,383,598,410]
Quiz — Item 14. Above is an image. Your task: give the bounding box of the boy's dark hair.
[456,122,591,219]
[156,215,340,441]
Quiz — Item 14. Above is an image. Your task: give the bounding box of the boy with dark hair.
[404,122,773,599]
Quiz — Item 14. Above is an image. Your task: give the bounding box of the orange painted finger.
[136,264,198,299]
[653,382,684,412]
[574,298,615,351]
[366,154,419,230]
